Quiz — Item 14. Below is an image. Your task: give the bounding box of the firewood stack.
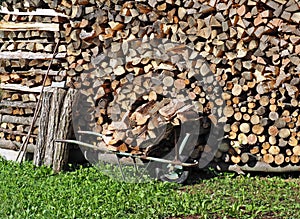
[0,3,68,162]
[1,0,300,169]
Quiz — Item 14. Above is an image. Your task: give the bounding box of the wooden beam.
[0,22,60,31]
[0,39,57,43]
[0,82,65,93]
[0,115,39,126]
[0,100,36,108]
[0,139,35,153]
[7,69,66,76]
[0,51,66,59]
[0,7,69,18]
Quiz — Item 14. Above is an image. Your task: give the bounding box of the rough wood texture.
[0,22,59,31]
[0,8,69,17]
[43,88,66,166]
[0,0,300,170]
[34,92,52,166]
[0,139,35,153]
[0,51,66,59]
[53,88,76,172]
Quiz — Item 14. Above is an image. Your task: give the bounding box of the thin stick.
[16,40,60,162]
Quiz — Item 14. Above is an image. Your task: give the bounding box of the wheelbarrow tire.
[159,169,190,184]
[149,162,190,184]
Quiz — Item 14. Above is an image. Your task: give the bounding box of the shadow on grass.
[185,165,300,185]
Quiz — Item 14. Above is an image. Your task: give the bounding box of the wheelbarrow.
[57,131,199,183]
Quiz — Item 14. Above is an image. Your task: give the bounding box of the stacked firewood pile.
[1,0,300,169]
[0,5,69,165]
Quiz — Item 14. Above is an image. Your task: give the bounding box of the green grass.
[0,160,300,219]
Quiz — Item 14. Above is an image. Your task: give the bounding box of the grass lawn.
[0,159,299,218]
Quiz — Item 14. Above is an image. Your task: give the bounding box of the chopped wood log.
[269,146,280,155]
[43,88,67,167]
[263,154,274,164]
[274,154,285,165]
[52,88,76,172]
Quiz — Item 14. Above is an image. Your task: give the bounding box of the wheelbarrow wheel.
[154,163,190,184]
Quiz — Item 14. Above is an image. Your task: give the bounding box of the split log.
[43,88,67,166]
[53,88,77,172]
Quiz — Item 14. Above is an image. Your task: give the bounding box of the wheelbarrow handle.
[55,139,198,167]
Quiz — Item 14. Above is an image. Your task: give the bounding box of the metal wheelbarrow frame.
[57,131,198,183]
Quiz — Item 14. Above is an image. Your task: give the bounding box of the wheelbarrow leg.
[137,160,153,181]
[116,155,126,181]
[133,157,138,175]
[158,133,192,183]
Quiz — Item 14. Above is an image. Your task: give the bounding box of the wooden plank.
[0,22,60,31]
[0,82,65,93]
[0,7,69,18]
[34,92,52,166]
[0,101,36,108]
[0,51,66,59]
[0,39,56,43]
[44,88,66,167]
[0,84,54,93]
[7,69,66,76]
[0,115,39,126]
[53,88,77,172]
